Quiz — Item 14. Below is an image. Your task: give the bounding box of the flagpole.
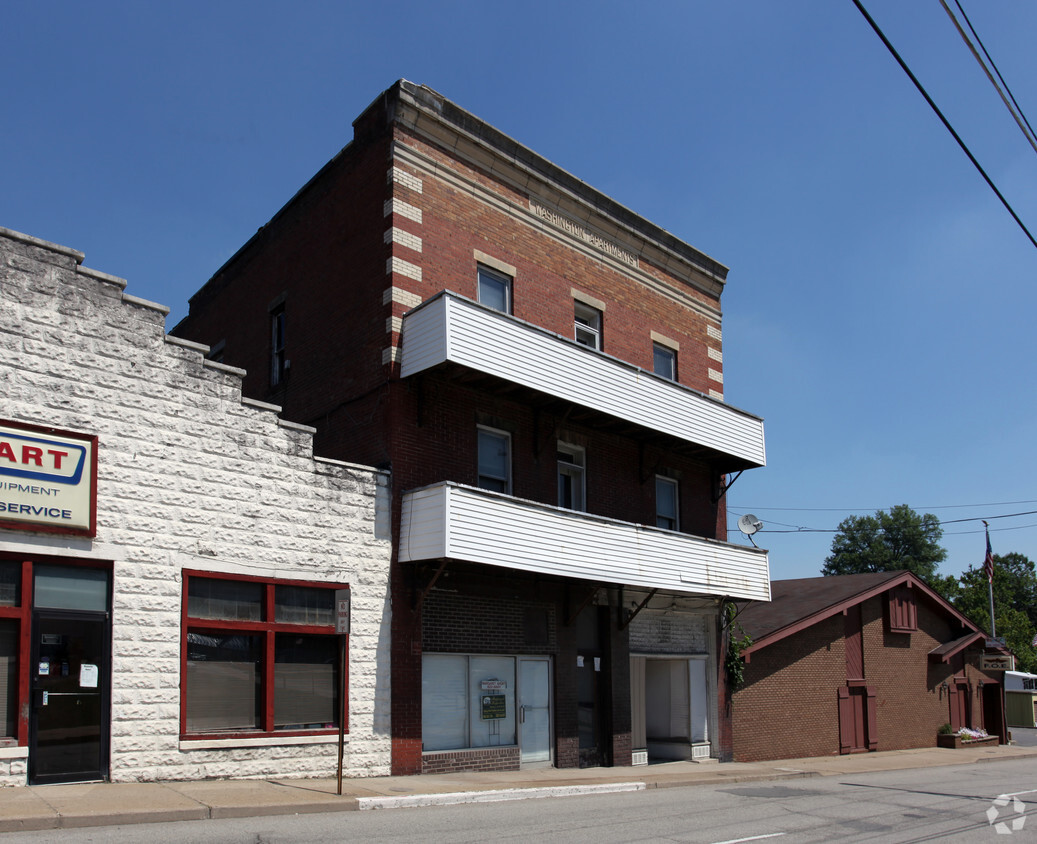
[983,520,996,639]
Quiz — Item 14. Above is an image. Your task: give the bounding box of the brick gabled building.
[732,572,1008,762]
[173,80,769,773]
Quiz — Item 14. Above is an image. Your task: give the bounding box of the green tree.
[955,553,1037,673]
[822,504,949,593]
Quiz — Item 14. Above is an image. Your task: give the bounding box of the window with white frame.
[422,653,516,751]
[653,342,676,381]
[477,427,511,494]
[656,476,679,530]
[477,266,512,314]
[182,572,344,737]
[557,443,586,511]
[574,302,602,350]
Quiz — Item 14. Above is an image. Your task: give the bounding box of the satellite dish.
[737,514,763,536]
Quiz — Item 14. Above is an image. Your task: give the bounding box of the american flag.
[983,521,994,584]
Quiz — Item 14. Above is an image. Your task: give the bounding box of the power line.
[940,0,1037,156]
[851,0,1037,251]
[728,509,1037,537]
[732,500,1037,513]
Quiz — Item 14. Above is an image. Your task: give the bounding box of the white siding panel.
[399,485,450,560]
[400,294,765,467]
[399,483,771,602]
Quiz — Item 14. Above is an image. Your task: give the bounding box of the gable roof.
[737,571,983,660]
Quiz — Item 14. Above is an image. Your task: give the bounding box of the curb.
[358,781,646,810]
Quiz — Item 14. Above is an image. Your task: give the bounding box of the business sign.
[982,655,1015,672]
[481,694,506,720]
[0,420,97,536]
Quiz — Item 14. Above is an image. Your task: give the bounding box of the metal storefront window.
[421,654,516,751]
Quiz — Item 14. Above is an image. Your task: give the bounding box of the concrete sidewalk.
[3,743,1037,832]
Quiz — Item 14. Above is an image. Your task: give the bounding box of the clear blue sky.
[4,1,1035,581]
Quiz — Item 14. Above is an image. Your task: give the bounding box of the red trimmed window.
[887,586,917,633]
[181,571,347,738]
[0,560,30,745]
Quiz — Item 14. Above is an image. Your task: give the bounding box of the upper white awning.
[399,481,771,602]
[399,292,765,470]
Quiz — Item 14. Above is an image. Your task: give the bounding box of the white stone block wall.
[0,227,392,784]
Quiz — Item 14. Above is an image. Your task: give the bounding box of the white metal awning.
[399,292,766,471]
[399,481,771,602]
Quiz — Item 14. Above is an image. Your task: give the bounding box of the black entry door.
[29,613,109,784]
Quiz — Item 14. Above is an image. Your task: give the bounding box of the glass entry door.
[30,613,109,784]
[517,657,551,764]
[29,564,110,785]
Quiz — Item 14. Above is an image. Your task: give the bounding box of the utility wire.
[728,509,1037,536]
[941,0,1037,156]
[733,500,1037,513]
[851,0,1037,251]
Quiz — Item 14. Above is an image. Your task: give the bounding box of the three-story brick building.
[174,80,769,773]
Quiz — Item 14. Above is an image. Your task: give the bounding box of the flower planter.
[937,734,998,749]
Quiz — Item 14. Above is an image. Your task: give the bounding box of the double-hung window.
[653,342,676,381]
[182,572,345,737]
[477,266,512,314]
[557,443,586,511]
[477,427,511,494]
[574,302,602,350]
[655,476,679,531]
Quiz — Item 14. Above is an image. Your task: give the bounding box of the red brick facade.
[732,578,1004,763]
[174,81,757,775]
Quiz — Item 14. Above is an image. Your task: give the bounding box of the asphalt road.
[1010,727,1037,747]
[5,756,1036,844]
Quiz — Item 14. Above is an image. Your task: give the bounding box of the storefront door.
[518,657,551,764]
[28,565,111,785]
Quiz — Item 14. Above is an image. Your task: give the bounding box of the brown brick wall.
[733,593,1002,762]
[422,746,520,774]
[398,132,722,398]
[733,614,845,762]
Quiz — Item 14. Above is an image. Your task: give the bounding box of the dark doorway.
[575,607,608,767]
[982,683,1006,743]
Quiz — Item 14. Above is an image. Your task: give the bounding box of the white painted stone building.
[0,227,392,785]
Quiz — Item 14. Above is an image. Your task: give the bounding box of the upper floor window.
[477,427,511,494]
[574,302,602,350]
[270,305,286,387]
[653,343,676,381]
[207,339,226,365]
[656,476,679,530]
[477,266,512,314]
[557,443,586,511]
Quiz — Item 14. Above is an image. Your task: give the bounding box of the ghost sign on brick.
[0,420,97,536]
